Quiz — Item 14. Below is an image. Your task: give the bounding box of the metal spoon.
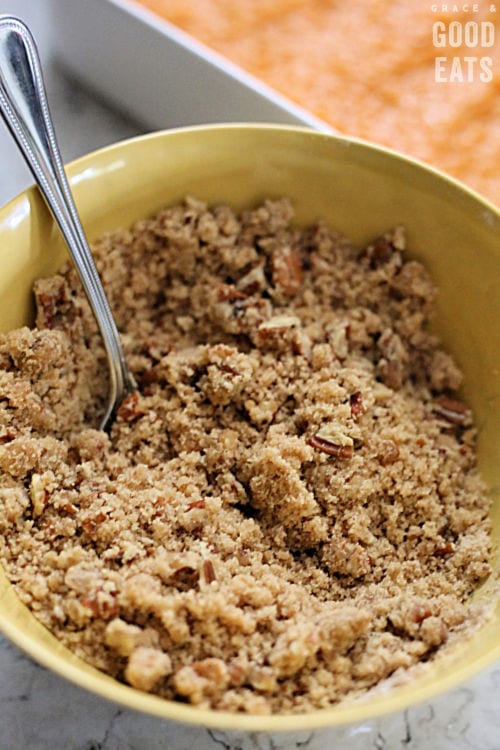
[0,15,136,431]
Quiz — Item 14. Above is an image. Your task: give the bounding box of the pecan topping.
[371,238,395,267]
[377,439,399,465]
[81,511,108,536]
[349,391,364,417]
[34,276,79,331]
[432,397,470,425]
[434,542,455,557]
[202,559,216,584]
[117,391,144,422]
[140,367,161,386]
[236,265,267,296]
[410,604,433,624]
[376,329,408,390]
[359,236,396,269]
[35,292,66,329]
[257,315,300,337]
[308,433,354,459]
[217,284,247,302]
[187,499,206,511]
[0,425,19,444]
[271,246,302,296]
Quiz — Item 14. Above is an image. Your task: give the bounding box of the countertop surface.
[0,2,498,748]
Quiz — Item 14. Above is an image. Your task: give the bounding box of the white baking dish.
[48,0,332,132]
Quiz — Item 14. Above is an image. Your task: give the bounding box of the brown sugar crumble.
[0,197,492,714]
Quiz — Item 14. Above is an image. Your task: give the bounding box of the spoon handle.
[0,15,135,430]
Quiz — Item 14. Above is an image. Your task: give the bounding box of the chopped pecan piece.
[349,391,364,417]
[35,292,63,329]
[432,397,470,425]
[217,284,247,302]
[202,559,216,584]
[187,499,206,511]
[271,245,302,296]
[377,439,399,465]
[236,264,267,296]
[376,329,408,390]
[410,604,433,624]
[434,542,455,557]
[0,425,19,444]
[371,238,395,267]
[116,391,144,422]
[34,277,76,330]
[81,511,107,536]
[257,315,300,337]
[359,236,397,269]
[308,431,354,459]
[139,366,161,386]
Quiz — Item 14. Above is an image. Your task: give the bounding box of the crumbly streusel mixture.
[0,198,492,714]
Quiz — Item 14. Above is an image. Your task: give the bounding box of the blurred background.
[0,0,141,204]
[139,0,499,203]
[0,0,498,205]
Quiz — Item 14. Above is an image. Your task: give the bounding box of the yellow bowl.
[0,124,498,733]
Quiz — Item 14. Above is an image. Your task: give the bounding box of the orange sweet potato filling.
[138,0,499,205]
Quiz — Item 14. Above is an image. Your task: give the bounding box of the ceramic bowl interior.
[0,125,498,732]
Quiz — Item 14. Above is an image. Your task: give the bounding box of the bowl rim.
[0,122,498,732]
[64,119,500,222]
[1,122,498,219]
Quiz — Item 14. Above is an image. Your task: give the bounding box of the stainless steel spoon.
[0,15,136,431]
